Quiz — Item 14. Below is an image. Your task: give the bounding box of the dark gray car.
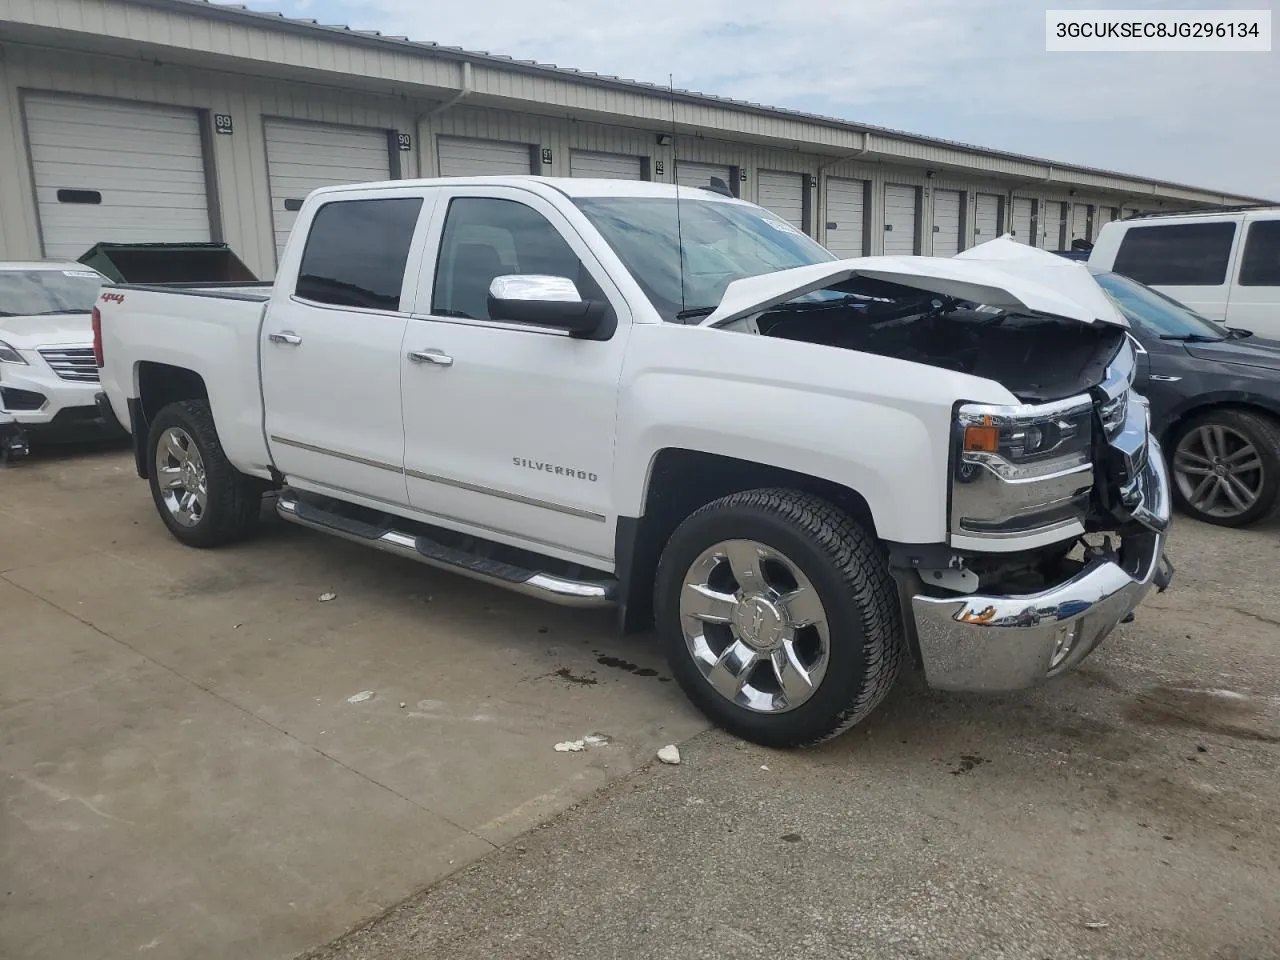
[1093,268,1280,527]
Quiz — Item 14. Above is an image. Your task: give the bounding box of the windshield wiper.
[1158,333,1224,343]
[1227,328,1254,339]
[674,306,716,321]
[28,309,91,316]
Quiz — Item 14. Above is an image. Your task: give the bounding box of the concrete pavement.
[0,446,707,960]
[307,506,1280,960]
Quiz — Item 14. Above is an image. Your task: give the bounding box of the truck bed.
[97,283,274,479]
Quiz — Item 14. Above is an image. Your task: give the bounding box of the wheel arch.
[1160,392,1280,450]
[615,448,879,634]
[130,362,210,479]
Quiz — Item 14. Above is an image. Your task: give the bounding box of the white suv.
[1089,206,1280,339]
[0,261,115,450]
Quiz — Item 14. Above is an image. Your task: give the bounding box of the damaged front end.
[904,337,1174,692]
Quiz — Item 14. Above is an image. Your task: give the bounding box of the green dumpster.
[77,242,259,285]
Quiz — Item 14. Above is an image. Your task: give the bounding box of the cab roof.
[311,175,746,203]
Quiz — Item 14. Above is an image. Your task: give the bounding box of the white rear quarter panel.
[98,290,272,476]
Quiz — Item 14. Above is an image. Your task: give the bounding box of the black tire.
[146,400,261,547]
[654,488,904,748]
[1169,409,1280,528]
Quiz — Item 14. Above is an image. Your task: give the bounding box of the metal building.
[0,0,1267,279]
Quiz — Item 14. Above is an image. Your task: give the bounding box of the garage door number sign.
[214,114,233,135]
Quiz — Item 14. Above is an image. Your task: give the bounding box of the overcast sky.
[257,0,1277,199]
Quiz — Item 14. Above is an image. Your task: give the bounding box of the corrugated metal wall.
[0,39,1199,275]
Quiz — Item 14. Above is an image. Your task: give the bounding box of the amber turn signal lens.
[963,423,999,453]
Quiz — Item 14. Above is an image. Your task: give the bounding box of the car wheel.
[1170,409,1280,527]
[654,488,904,748]
[146,400,262,547]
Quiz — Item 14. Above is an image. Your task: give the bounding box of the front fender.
[613,324,1016,544]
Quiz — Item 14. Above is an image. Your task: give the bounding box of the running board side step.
[276,492,617,609]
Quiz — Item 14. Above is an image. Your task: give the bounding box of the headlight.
[951,396,1095,540]
[0,340,28,365]
[1097,340,1137,440]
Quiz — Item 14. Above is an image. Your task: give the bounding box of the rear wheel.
[146,400,261,547]
[1170,410,1280,527]
[654,488,904,748]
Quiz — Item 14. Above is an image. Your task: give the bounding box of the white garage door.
[676,161,734,194]
[1095,206,1117,232]
[757,170,805,231]
[438,136,533,177]
[265,119,391,264]
[824,177,866,258]
[883,184,918,256]
[24,94,211,261]
[1044,201,1068,248]
[570,150,643,180]
[974,194,1002,244]
[931,189,962,257]
[1011,197,1035,245]
[1070,204,1091,244]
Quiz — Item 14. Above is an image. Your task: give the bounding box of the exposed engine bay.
[723,277,1128,402]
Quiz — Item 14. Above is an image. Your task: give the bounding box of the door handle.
[268,331,303,345]
[1148,374,1182,382]
[408,349,453,367]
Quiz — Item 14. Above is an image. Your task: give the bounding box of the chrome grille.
[38,347,99,383]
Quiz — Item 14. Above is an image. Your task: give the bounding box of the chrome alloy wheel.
[1173,423,1264,520]
[678,539,830,714]
[155,426,208,528]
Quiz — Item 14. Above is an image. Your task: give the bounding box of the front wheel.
[654,488,904,748]
[146,400,261,547]
[1170,410,1280,527]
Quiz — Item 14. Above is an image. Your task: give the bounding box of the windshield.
[1092,270,1226,340]
[572,196,836,322]
[0,269,105,317]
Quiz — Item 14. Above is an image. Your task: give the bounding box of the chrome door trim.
[270,435,402,474]
[404,465,606,522]
[271,435,606,523]
[284,475,614,565]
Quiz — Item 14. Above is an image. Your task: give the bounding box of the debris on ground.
[346,690,374,704]
[319,592,337,602]
[1082,920,1110,930]
[399,702,407,709]
[583,733,611,746]
[554,740,586,753]
[760,765,770,771]
[657,745,681,765]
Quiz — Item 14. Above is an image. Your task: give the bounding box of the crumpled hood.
[0,312,93,349]
[701,235,1128,329]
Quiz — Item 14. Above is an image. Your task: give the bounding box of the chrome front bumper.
[910,442,1173,693]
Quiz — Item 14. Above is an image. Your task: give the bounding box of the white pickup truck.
[96,177,1173,747]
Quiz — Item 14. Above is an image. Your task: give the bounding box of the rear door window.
[295,197,424,311]
[1113,221,1237,286]
[1238,220,1280,287]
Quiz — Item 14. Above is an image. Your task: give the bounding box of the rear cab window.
[1113,221,1237,286]
[295,197,424,311]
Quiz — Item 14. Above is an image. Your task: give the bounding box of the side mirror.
[487,275,612,338]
